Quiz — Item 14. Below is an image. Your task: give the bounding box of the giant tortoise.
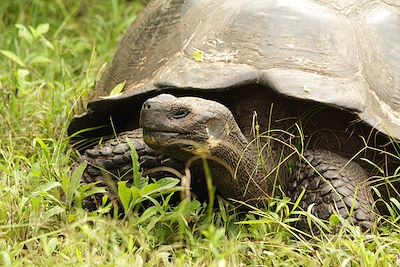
[68,0,400,230]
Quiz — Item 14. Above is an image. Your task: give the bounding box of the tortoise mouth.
[143,129,180,138]
[142,129,180,147]
[142,129,185,138]
[143,129,203,160]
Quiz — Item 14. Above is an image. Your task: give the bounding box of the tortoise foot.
[289,150,374,231]
[75,129,185,210]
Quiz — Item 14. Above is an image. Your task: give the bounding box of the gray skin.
[140,94,276,202]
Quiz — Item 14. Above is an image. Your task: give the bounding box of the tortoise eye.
[171,108,189,119]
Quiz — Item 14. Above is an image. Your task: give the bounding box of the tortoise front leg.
[75,129,192,210]
[289,150,374,231]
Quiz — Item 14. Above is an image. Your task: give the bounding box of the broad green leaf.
[140,183,160,196]
[30,55,51,64]
[127,139,141,187]
[41,38,55,50]
[153,178,180,195]
[162,191,177,209]
[47,237,58,255]
[30,162,41,178]
[81,186,107,199]
[68,162,87,204]
[118,181,132,212]
[130,186,140,204]
[44,206,64,220]
[33,182,61,195]
[16,68,30,78]
[329,214,340,227]
[192,50,204,62]
[15,23,33,43]
[137,206,160,224]
[15,69,30,90]
[156,177,180,188]
[29,26,37,37]
[168,199,201,220]
[36,23,49,35]
[0,50,25,67]
[99,81,126,99]
[146,215,163,232]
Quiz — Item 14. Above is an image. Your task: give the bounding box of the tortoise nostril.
[143,103,151,110]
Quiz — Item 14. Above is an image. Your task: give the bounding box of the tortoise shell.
[68,0,400,140]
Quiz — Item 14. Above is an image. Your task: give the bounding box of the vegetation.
[1,1,400,265]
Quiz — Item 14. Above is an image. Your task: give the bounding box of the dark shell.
[69,0,400,140]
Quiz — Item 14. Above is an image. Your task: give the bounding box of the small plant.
[115,139,181,218]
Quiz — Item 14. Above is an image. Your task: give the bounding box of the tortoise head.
[140,93,272,201]
[140,94,241,160]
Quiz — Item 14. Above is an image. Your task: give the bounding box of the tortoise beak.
[139,94,177,129]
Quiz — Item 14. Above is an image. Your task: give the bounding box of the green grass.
[1,1,400,266]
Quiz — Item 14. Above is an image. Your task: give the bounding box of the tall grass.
[1,1,400,266]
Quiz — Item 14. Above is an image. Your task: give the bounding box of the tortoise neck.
[205,122,280,203]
